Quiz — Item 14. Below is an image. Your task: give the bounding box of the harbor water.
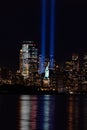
[0,95,87,130]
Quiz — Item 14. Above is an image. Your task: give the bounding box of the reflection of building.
[20,41,38,79]
[67,97,80,130]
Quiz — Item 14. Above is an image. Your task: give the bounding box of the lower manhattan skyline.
[0,0,87,70]
[1,1,87,130]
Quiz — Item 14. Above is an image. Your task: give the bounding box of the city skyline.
[1,43,87,94]
[0,0,87,69]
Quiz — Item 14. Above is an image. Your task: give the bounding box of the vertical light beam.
[41,0,46,56]
[39,0,47,73]
[50,0,55,68]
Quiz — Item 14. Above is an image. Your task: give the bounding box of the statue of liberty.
[44,62,49,79]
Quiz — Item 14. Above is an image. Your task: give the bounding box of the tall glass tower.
[20,41,38,79]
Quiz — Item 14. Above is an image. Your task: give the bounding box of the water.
[0,95,87,130]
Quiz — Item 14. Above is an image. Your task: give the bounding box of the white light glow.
[20,95,31,130]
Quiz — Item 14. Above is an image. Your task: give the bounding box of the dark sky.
[0,0,87,69]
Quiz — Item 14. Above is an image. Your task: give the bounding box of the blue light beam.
[39,0,47,74]
[50,0,55,56]
[41,0,47,57]
[50,0,55,68]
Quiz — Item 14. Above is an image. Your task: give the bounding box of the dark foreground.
[0,84,59,94]
[1,95,87,130]
[0,84,87,94]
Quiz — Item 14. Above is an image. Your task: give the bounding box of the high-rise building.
[71,54,79,90]
[83,55,87,72]
[19,49,23,75]
[19,41,38,79]
[72,53,79,72]
[82,54,87,82]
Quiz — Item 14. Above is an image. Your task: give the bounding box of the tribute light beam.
[41,0,47,56]
[39,0,47,74]
[50,0,55,68]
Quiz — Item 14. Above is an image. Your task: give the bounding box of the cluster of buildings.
[63,53,87,92]
[1,41,87,92]
[18,41,57,91]
[0,41,57,91]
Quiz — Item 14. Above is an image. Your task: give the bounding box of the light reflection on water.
[30,96,37,130]
[2,95,87,130]
[37,95,55,130]
[43,95,50,130]
[18,95,55,130]
[67,96,80,130]
[20,95,31,130]
[82,96,87,130]
[16,95,87,130]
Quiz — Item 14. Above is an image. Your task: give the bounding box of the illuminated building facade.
[65,61,73,72]
[20,41,38,79]
[19,49,23,75]
[72,53,79,72]
[82,54,87,82]
[72,54,79,91]
[64,61,73,80]
[83,55,87,72]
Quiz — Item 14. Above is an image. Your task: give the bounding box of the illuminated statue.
[44,62,49,79]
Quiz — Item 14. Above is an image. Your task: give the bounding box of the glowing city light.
[43,95,50,130]
[30,96,37,130]
[20,95,31,130]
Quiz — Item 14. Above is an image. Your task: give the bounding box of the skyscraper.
[72,53,79,72]
[83,55,87,72]
[19,41,38,79]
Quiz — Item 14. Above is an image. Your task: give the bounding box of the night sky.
[0,0,87,70]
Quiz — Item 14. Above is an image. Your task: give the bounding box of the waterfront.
[0,84,87,94]
[0,95,87,130]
